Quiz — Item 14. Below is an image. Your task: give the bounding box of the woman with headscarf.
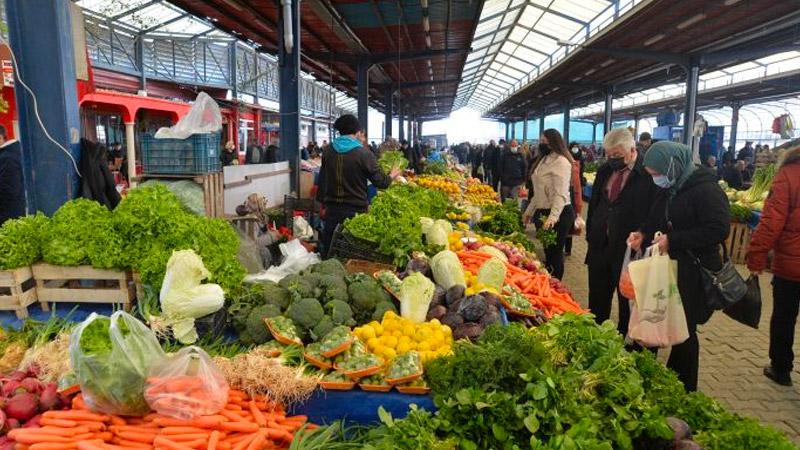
[628,141,730,392]
[522,129,575,280]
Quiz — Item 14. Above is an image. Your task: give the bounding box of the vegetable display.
[377,150,408,174]
[0,213,49,270]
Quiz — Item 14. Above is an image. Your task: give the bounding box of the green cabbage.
[477,257,507,291]
[430,250,466,291]
[477,245,508,262]
[425,222,448,248]
[399,272,436,323]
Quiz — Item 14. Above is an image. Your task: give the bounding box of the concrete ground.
[559,235,800,445]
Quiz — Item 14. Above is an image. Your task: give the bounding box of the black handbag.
[723,275,762,329]
[689,248,748,311]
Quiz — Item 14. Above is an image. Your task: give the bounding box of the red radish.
[7,371,26,382]
[39,383,59,410]
[4,392,39,422]
[20,378,43,395]
[5,418,20,431]
[0,436,13,450]
[1,380,21,397]
[0,408,5,430]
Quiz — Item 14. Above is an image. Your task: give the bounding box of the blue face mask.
[653,175,675,189]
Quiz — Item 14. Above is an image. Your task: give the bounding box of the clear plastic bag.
[69,311,166,415]
[618,245,640,301]
[144,346,229,420]
[155,92,222,139]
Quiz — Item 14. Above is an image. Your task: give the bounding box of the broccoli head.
[348,278,391,314]
[246,304,282,344]
[325,300,356,327]
[261,281,291,311]
[318,274,349,302]
[285,297,325,330]
[311,316,335,342]
[311,259,346,278]
[372,301,398,322]
[279,274,316,299]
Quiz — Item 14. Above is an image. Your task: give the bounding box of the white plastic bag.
[155,92,222,139]
[243,239,320,283]
[158,250,225,344]
[618,245,640,301]
[70,311,166,415]
[293,216,314,240]
[627,241,689,348]
[144,346,229,420]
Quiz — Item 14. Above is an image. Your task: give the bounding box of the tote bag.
[627,240,689,348]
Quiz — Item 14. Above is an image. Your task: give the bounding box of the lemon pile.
[353,311,453,364]
[415,175,461,197]
[464,183,498,206]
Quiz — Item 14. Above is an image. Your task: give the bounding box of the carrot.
[44,411,109,422]
[159,427,208,435]
[110,439,152,450]
[109,416,127,427]
[219,410,247,423]
[217,443,231,450]
[248,402,266,428]
[152,438,193,450]
[153,417,222,429]
[14,444,30,450]
[162,434,208,442]
[282,415,307,423]
[224,404,242,411]
[110,426,161,434]
[11,435,73,445]
[74,422,106,432]
[91,432,113,441]
[116,432,157,444]
[10,427,88,438]
[40,418,79,428]
[228,390,247,399]
[28,444,78,450]
[219,422,258,434]
[267,421,293,432]
[201,430,220,450]
[244,432,265,450]
[70,433,95,442]
[76,441,106,450]
[230,434,256,450]
[263,429,292,442]
[177,440,206,450]
[59,385,82,396]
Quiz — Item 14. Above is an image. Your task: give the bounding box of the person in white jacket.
[523,129,576,279]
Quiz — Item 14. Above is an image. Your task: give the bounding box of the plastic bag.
[70,311,166,415]
[243,239,320,283]
[293,216,314,240]
[626,243,689,348]
[618,245,640,301]
[155,92,222,139]
[723,274,762,329]
[144,346,229,420]
[158,250,225,344]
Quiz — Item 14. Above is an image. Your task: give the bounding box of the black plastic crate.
[140,132,221,175]
[328,224,395,266]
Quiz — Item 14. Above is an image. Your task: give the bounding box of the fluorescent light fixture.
[421,0,428,7]
[425,35,432,47]
[724,0,744,5]
[677,14,706,30]
[219,0,244,11]
[572,76,582,82]
[423,18,430,32]
[600,59,615,67]
[585,68,596,75]
[643,34,666,46]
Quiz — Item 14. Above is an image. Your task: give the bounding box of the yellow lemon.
[428,318,441,327]
[372,343,385,356]
[367,337,381,351]
[417,341,431,352]
[414,328,432,343]
[381,335,398,348]
[398,335,412,345]
[392,330,404,338]
[382,347,397,360]
[441,325,452,336]
[402,324,417,337]
[382,319,398,332]
[383,310,398,320]
[368,321,384,336]
[397,342,413,354]
[361,326,377,340]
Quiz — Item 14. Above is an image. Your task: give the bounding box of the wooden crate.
[0,267,41,319]
[228,215,261,242]
[32,264,134,311]
[725,222,752,265]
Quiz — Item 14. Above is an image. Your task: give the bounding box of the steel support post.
[505,122,510,141]
[592,122,597,145]
[230,43,238,99]
[683,61,700,146]
[522,113,528,143]
[357,61,370,138]
[277,0,301,193]
[603,89,613,137]
[539,111,545,139]
[398,110,405,141]
[562,100,571,144]
[729,101,741,153]
[6,0,81,214]
[384,90,393,139]
[633,115,640,139]
[135,36,146,92]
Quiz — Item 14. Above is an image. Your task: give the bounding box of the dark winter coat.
[316,145,392,210]
[747,146,800,281]
[664,167,731,326]
[499,150,528,187]
[0,140,25,225]
[79,139,120,210]
[585,156,664,266]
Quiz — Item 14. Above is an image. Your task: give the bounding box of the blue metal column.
[505,122,510,140]
[729,101,740,153]
[522,113,528,143]
[6,0,81,215]
[278,0,301,193]
[562,100,571,144]
[538,111,545,139]
[592,122,597,145]
[603,88,613,137]
[683,60,700,146]
[384,90,393,139]
[357,62,370,137]
[398,109,405,141]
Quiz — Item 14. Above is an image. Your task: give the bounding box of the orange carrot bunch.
[457,250,585,317]
[7,391,316,450]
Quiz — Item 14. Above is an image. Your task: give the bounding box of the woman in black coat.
[629,141,730,392]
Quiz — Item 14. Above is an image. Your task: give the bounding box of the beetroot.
[0,436,13,450]
[0,409,5,430]
[23,414,42,428]
[7,371,26,382]
[4,392,39,422]
[1,380,21,397]
[20,378,43,395]
[5,418,20,431]
[39,384,59,411]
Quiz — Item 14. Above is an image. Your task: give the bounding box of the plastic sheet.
[155,92,222,140]
[243,239,320,283]
[145,346,229,420]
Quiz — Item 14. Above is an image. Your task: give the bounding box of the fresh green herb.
[378,150,409,174]
[0,213,49,269]
[323,371,351,382]
[475,200,524,236]
[730,204,753,223]
[535,218,558,248]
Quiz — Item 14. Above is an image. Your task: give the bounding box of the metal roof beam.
[525,2,587,26]
[583,47,689,65]
[477,2,528,27]
[140,12,190,34]
[701,44,800,66]
[109,0,162,21]
[303,48,470,65]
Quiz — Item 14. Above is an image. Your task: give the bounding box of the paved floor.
[559,235,800,445]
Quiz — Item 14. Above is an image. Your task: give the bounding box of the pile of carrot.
[145,375,227,419]
[7,391,315,450]
[457,250,585,317]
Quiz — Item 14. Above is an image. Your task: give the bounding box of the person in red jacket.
[747,144,800,387]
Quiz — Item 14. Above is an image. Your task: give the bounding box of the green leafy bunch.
[378,150,409,174]
[344,184,451,265]
[476,200,524,236]
[0,212,49,269]
[41,198,124,268]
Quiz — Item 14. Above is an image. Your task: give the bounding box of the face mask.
[538,143,551,155]
[571,146,580,155]
[653,175,675,189]
[510,146,519,153]
[608,157,626,171]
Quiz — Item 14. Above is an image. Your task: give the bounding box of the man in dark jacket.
[499,139,527,201]
[491,139,506,191]
[0,125,25,225]
[722,160,745,190]
[317,115,399,257]
[484,140,497,186]
[585,128,663,337]
[470,145,484,180]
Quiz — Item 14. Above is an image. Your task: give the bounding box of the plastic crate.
[140,132,221,175]
[328,224,395,266]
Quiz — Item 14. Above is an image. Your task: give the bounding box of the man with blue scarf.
[317,115,400,257]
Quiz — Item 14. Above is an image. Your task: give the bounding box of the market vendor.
[317,114,400,257]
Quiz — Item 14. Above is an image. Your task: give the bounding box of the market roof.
[158,0,483,120]
[484,0,800,120]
